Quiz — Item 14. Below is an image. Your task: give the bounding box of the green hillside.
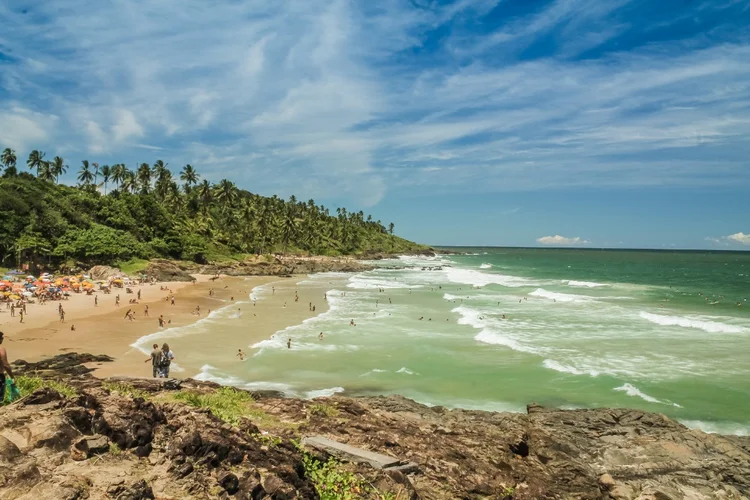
[0,148,427,271]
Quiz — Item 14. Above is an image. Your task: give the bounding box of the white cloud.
[0,105,58,151]
[0,0,748,206]
[537,235,590,246]
[727,232,750,245]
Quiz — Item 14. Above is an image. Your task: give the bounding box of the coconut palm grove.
[0,147,425,271]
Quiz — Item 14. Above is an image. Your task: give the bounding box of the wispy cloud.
[537,235,590,246]
[1,0,748,208]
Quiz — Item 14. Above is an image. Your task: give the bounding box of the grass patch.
[2,375,77,404]
[102,380,150,400]
[172,387,255,425]
[109,442,122,455]
[302,453,397,500]
[116,258,149,275]
[308,403,340,418]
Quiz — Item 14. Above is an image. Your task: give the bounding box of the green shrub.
[173,387,255,425]
[102,380,150,399]
[2,375,77,404]
[302,454,369,500]
[308,403,340,418]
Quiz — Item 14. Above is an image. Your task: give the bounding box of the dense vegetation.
[0,148,426,271]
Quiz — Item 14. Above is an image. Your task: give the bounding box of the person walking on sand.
[137,289,141,300]
[170,295,175,306]
[10,304,14,317]
[144,304,149,316]
[158,315,165,328]
[95,295,98,307]
[159,343,174,378]
[115,294,120,306]
[0,331,17,403]
[145,343,162,378]
[59,308,65,323]
[18,310,24,323]
[124,308,132,320]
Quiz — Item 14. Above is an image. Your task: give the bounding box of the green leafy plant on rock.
[2,375,77,404]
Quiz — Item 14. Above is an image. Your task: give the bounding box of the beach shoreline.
[1,273,329,380]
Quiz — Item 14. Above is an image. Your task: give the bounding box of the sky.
[1,0,749,249]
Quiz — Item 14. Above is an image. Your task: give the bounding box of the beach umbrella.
[22,291,33,297]
[9,294,20,300]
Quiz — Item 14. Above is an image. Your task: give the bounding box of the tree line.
[1,148,421,270]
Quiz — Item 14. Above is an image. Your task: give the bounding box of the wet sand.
[1,274,327,380]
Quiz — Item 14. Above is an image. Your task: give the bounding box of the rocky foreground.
[1,354,748,500]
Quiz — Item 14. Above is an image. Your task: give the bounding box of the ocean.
[136,248,750,436]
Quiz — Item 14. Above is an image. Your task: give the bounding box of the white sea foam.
[347,275,417,290]
[479,263,492,269]
[679,420,750,436]
[193,364,245,386]
[360,369,388,377]
[614,383,681,407]
[614,383,662,403]
[305,387,345,399]
[542,359,599,377]
[444,267,537,288]
[529,288,594,303]
[639,312,745,334]
[243,381,296,393]
[563,280,608,288]
[396,367,417,375]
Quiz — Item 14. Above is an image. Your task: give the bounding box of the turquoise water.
[158,249,750,435]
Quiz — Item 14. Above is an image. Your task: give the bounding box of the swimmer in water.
[287,338,291,349]
[319,332,324,340]
[237,349,246,360]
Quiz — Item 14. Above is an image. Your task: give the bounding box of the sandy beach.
[0,274,327,380]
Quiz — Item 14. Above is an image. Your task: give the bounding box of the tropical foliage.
[0,148,425,270]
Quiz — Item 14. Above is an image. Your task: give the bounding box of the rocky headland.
[1,354,748,499]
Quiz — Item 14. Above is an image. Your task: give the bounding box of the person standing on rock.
[159,343,175,378]
[145,343,162,378]
[0,331,16,402]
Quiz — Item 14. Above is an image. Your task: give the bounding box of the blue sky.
[1,0,749,249]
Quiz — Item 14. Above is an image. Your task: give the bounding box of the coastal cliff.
[1,354,748,499]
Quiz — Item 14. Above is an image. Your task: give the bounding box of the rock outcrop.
[196,255,375,277]
[88,265,124,280]
[144,259,197,282]
[3,354,749,500]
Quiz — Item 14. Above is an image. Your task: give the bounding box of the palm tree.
[152,159,168,180]
[92,163,100,186]
[1,148,17,172]
[215,179,237,211]
[180,164,199,191]
[38,161,55,182]
[27,150,46,176]
[50,156,66,183]
[77,162,94,187]
[121,169,137,193]
[282,212,299,254]
[388,222,395,236]
[100,165,111,194]
[137,163,152,194]
[197,180,212,211]
[111,164,124,191]
[154,168,173,199]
